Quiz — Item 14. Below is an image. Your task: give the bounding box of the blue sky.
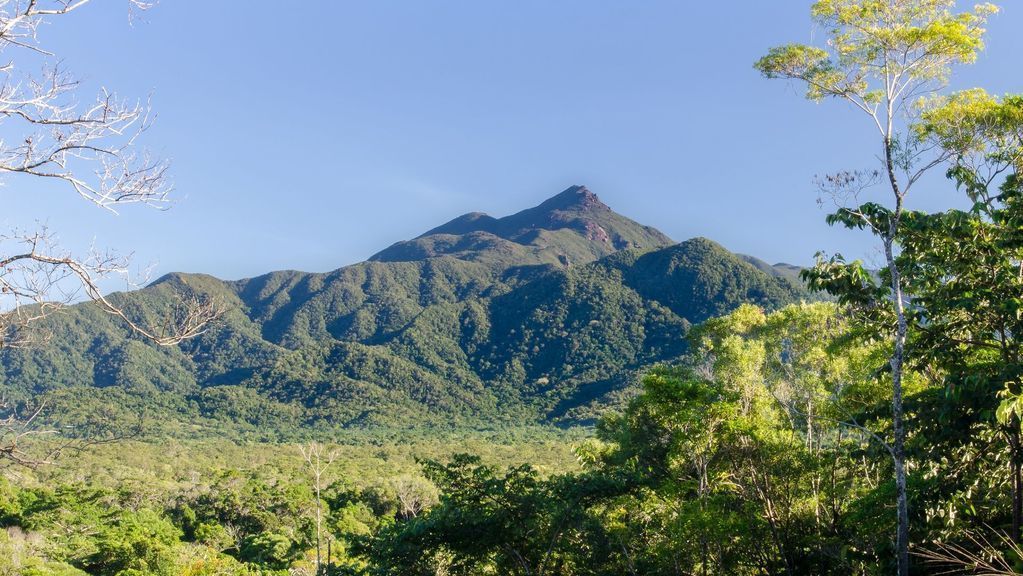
[5,1,1021,281]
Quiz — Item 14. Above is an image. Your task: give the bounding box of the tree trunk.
[885,236,910,576]
[891,335,909,576]
[316,485,323,574]
[1010,420,1022,544]
[894,431,909,576]
[882,131,910,576]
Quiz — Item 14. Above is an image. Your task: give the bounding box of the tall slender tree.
[301,442,338,575]
[756,2,998,573]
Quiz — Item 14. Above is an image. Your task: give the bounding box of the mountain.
[370,185,673,267]
[738,254,805,286]
[0,186,811,434]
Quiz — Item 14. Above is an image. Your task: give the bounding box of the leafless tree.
[300,442,339,575]
[0,1,222,467]
[390,474,438,520]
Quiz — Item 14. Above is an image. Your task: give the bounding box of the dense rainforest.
[4,300,1022,575]
[2,0,1023,575]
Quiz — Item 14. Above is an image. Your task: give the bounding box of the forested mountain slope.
[0,186,810,432]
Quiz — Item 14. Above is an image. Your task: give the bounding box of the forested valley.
[2,0,1022,575]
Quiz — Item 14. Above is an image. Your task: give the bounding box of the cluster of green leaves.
[0,478,234,576]
[756,0,996,104]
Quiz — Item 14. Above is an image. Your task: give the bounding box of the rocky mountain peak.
[533,185,608,213]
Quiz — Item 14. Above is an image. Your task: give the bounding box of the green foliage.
[368,454,624,576]
[369,304,895,575]
[88,509,181,576]
[239,533,294,569]
[756,0,996,103]
[5,298,1023,574]
[0,430,579,575]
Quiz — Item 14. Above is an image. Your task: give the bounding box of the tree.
[903,91,1023,542]
[0,1,220,465]
[389,474,437,521]
[577,304,890,574]
[301,442,339,574]
[88,508,181,576]
[756,2,997,573]
[369,454,623,576]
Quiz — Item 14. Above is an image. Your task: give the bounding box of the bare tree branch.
[0,0,223,467]
[915,529,1023,576]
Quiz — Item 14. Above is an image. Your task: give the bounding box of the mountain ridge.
[0,185,812,433]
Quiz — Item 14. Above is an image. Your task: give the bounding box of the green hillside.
[0,187,810,434]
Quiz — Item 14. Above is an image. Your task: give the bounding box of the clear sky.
[5,1,1021,282]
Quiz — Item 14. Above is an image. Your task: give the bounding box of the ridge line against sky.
[3,1,1020,281]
